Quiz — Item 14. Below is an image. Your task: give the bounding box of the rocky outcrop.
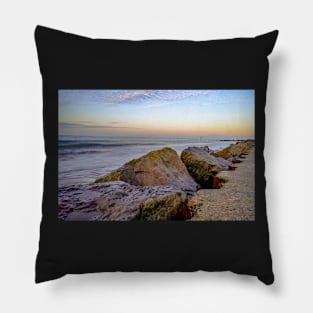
[58,181,190,221]
[95,147,198,194]
[58,142,255,222]
[212,140,253,161]
[180,147,232,188]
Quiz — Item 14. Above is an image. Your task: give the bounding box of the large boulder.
[212,140,253,161]
[181,146,232,188]
[58,181,190,221]
[95,147,198,194]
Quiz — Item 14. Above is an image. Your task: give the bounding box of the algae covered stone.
[212,140,253,161]
[95,147,198,194]
[181,146,231,188]
[58,181,188,221]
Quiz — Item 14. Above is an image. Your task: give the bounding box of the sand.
[189,147,255,221]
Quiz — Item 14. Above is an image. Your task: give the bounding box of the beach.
[189,147,255,221]
[58,139,255,221]
[58,90,255,221]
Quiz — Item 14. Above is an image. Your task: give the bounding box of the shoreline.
[189,147,255,221]
[58,140,255,221]
[58,138,242,187]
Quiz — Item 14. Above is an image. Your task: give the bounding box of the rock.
[196,145,211,153]
[59,181,189,221]
[180,146,231,188]
[95,147,198,194]
[212,140,253,161]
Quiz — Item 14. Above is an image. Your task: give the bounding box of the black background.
[35,26,278,285]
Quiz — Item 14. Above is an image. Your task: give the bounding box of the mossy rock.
[212,141,253,160]
[95,147,198,194]
[140,192,187,221]
[181,148,223,188]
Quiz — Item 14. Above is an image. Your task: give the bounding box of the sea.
[58,135,242,187]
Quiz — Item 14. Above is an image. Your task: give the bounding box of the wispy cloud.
[59,122,131,129]
[109,121,129,124]
[58,90,219,107]
[58,90,255,137]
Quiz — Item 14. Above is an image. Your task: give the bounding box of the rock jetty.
[211,140,253,162]
[189,146,255,221]
[58,140,255,221]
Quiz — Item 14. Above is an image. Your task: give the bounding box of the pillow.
[35,25,278,285]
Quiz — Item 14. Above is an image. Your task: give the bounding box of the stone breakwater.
[189,147,255,221]
[58,140,254,221]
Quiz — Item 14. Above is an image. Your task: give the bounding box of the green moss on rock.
[95,170,121,183]
[95,147,198,193]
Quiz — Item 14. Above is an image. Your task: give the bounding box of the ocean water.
[58,136,240,187]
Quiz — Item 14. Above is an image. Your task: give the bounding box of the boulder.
[180,146,231,188]
[95,147,198,194]
[212,140,253,161]
[58,181,190,221]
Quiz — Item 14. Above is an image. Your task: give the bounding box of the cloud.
[109,121,129,124]
[58,90,216,107]
[58,90,255,119]
[59,122,131,129]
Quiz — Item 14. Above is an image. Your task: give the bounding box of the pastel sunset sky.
[58,90,255,138]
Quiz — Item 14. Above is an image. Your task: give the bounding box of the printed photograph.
[58,90,255,221]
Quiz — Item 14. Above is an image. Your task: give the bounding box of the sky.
[58,90,255,138]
